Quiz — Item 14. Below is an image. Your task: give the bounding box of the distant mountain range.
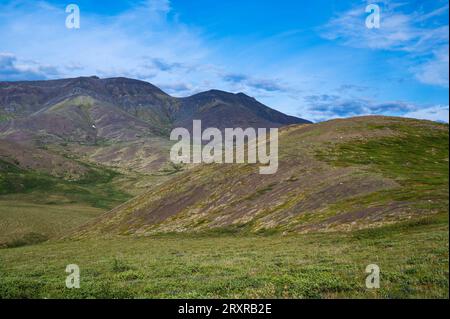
[0,76,310,143]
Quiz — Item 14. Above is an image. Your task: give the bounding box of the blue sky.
[0,0,448,122]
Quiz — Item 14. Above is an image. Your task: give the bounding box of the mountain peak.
[0,76,311,134]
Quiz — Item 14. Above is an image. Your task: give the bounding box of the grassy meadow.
[0,160,131,248]
[0,212,448,299]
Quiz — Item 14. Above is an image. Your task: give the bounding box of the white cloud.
[403,104,449,123]
[0,0,211,86]
[414,46,449,87]
[0,52,59,80]
[302,93,449,123]
[321,1,449,88]
[0,0,295,98]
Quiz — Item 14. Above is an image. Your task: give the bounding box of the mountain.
[0,76,309,174]
[175,90,306,131]
[0,76,173,129]
[0,76,310,138]
[73,116,449,237]
[1,84,448,299]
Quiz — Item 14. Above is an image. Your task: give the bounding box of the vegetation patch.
[1,232,49,249]
[0,159,130,209]
[316,123,449,213]
[0,215,447,298]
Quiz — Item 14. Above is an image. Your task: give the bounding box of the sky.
[0,0,448,122]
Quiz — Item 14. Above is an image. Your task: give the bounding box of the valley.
[0,77,448,299]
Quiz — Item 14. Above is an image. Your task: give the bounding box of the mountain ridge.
[0,76,310,134]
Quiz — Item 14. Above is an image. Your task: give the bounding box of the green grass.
[0,158,132,248]
[0,159,131,209]
[0,212,447,299]
[0,113,13,123]
[0,200,104,248]
[316,122,449,213]
[317,123,448,186]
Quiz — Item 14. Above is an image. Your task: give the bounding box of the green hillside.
[0,157,131,247]
[75,116,449,236]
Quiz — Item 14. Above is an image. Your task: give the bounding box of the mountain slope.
[175,90,309,131]
[0,95,163,144]
[0,138,133,247]
[74,116,449,237]
[0,76,173,123]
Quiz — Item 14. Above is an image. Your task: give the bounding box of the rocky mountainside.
[0,76,172,127]
[0,77,309,176]
[0,76,310,138]
[176,90,305,131]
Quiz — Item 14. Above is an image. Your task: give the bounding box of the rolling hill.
[74,116,449,237]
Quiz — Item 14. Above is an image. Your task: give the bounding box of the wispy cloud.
[222,73,290,93]
[0,52,59,81]
[414,45,449,87]
[403,104,449,123]
[0,0,291,97]
[322,2,448,52]
[321,1,449,87]
[147,58,183,72]
[303,92,448,123]
[0,0,210,86]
